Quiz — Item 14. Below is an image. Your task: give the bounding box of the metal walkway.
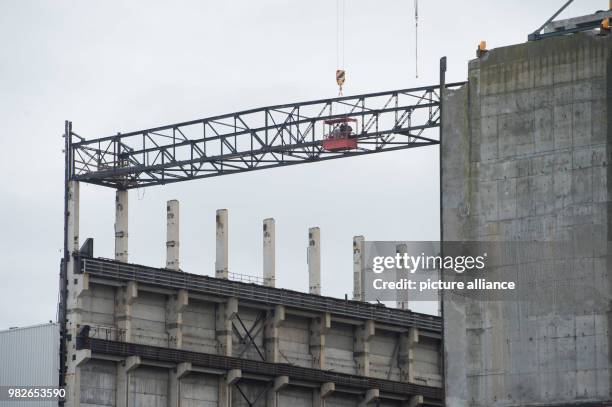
[77,335,444,404]
[67,82,465,189]
[78,256,442,333]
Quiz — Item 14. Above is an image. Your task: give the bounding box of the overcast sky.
[0,0,601,327]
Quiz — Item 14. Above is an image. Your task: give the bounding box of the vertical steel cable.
[415,0,419,78]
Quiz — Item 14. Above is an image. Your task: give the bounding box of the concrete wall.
[278,315,312,367]
[79,360,116,407]
[325,322,357,374]
[230,381,267,407]
[180,373,218,407]
[277,386,313,407]
[370,330,401,381]
[182,299,217,354]
[413,337,442,388]
[326,394,360,407]
[130,367,168,406]
[442,33,612,406]
[72,276,440,406]
[131,292,168,347]
[232,306,265,361]
[81,286,115,328]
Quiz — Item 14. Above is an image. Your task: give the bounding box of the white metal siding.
[0,323,59,407]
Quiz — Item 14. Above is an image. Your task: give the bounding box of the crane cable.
[336,0,346,96]
[415,0,419,78]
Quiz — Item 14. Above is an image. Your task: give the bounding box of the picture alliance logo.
[371,252,488,274]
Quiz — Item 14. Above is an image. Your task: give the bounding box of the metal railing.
[228,272,266,285]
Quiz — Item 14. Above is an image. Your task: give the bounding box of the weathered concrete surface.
[308,227,321,295]
[114,190,128,262]
[215,209,229,279]
[73,273,441,406]
[166,200,180,270]
[263,218,276,287]
[442,33,612,406]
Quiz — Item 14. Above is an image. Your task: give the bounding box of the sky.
[0,0,602,327]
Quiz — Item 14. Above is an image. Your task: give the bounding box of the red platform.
[322,138,357,151]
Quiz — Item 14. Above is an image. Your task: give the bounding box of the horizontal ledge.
[78,336,442,401]
[77,256,441,332]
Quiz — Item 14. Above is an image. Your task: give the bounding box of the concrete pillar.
[74,349,91,367]
[169,362,191,407]
[67,181,80,257]
[116,281,138,342]
[265,305,285,363]
[166,199,180,270]
[310,312,331,369]
[219,369,242,407]
[313,382,335,407]
[399,327,419,383]
[64,181,80,407]
[354,320,375,376]
[216,297,238,356]
[266,375,289,407]
[65,181,81,312]
[358,388,379,407]
[402,395,424,407]
[166,289,188,349]
[263,218,276,287]
[308,227,321,295]
[215,209,229,279]
[353,236,365,301]
[116,356,141,407]
[396,243,409,310]
[114,189,128,262]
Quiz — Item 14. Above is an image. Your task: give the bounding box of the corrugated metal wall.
[0,323,59,407]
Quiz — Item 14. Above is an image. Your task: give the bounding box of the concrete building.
[62,196,443,406]
[442,29,612,406]
[59,9,612,406]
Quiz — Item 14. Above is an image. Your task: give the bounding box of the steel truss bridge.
[66,81,465,189]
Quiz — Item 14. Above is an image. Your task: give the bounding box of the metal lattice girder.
[68,83,465,189]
